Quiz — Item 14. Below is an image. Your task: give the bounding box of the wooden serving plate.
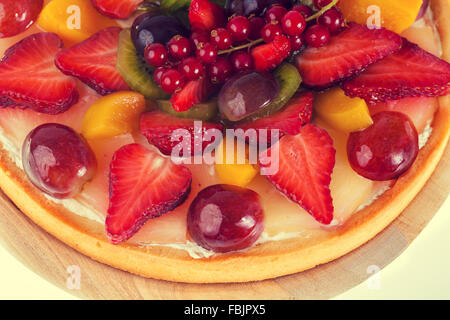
[0,143,448,300]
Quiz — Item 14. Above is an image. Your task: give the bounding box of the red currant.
[304,24,330,47]
[318,7,343,34]
[292,4,313,18]
[190,30,210,48]
[248,17,265,40]
[167,35,192,60]
[209,57,233,84]
[264,5,288,23]
[227,16,250,42]
[289,34,305,51]
[160,69,185,93]
[260,22,283,43]
[230,51,253,72]
[144,43,168,67]
[153,66,168,86]
[179,57,205,81]
[210,28,232,50]
[196,42,218,64]
[281,10,307,36]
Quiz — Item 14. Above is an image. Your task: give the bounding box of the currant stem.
[218,39,264,55]
[306,0,340,22]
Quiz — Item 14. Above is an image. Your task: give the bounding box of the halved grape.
[247,62,302,120]
[22,124,97,199]
[218,71,279,121]
[187,184,264,253]
[347,111,419,181]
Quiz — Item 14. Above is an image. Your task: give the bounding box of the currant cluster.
[144,0,343,95]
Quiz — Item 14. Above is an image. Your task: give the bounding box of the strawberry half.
[259,123,336,224]
[295,23,402,88]
[233,92,313,146]
[106,143,192,244]
[91,0,142,19]
[342,39,450,103]
[251,35,291,72]
[0,32,78,114]
[189,0,226,32]
[140,110,224,156]
[170,77,212,112]
[55,27,130,96]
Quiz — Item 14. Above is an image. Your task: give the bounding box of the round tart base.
[0,0,449,285]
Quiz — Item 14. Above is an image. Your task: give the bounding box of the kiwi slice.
[156,99,219,121]
[116,29,170,100]
[246,63,302,120]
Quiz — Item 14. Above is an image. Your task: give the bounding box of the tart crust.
[0,0,448,283]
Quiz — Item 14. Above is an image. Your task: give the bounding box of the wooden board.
[0,143,448,300]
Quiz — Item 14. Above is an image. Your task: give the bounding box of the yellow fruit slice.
[314,87,373,133]
[81,91,146,140]
[338,0,422,34]
[215,138,258,188]
[37,0,119,47]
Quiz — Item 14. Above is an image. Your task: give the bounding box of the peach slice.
[81,91,146,140]
[338,0,422,34]
[37,0,119,47]
[314,87,373,133]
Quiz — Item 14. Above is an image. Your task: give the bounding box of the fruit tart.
[0,0,448,283]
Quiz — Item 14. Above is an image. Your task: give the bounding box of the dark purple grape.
[187,184,264,253]
[131,13,188,55]
[218,71,279,121]
[22,124,97,199]
[225,0,268,16]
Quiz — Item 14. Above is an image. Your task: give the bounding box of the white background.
[0,197,449,300]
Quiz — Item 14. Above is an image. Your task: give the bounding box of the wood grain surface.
[0,143,447,300]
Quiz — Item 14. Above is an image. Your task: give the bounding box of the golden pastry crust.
[0,0,448,283]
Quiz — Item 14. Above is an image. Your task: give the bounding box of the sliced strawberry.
[189,0,225,32]
[170,77,212,112]
[91,0,142,19]
[140,110,223,156]
[106,143,192,244]
[259,123,336,224]
[251,35,291,72]
[233,92,313,146]
[55,27,130,96]
[0,32,78,114]
[0,86,98,145]
[295,23,402,88]
[342,39,450,103]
